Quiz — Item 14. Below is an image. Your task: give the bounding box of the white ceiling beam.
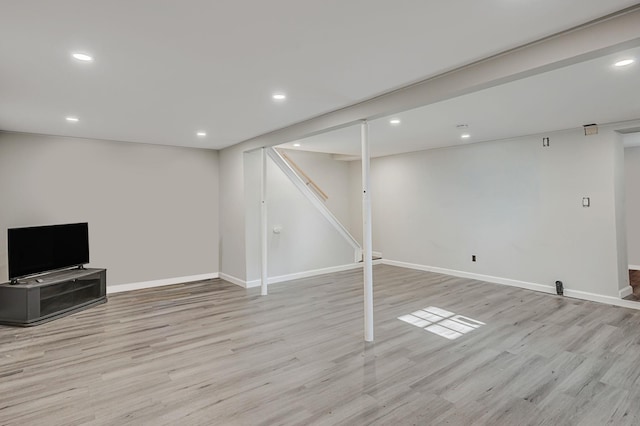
[233,5,640,152]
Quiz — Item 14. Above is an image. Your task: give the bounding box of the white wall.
[626,146,640,268]
[280,149,353,234]
[0,132,219,286]
[366,128,626,298]
[613,134,628,292]
[349,161,363,246]
[244,150,356,282]
[243,149,262,283]
[219,126,630,300]
[219,143,248,281]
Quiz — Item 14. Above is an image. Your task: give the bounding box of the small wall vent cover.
[584,124,598,136]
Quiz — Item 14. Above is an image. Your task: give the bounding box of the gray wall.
[244,150,356,282]
[219,143,248,280]
[626,146,640,268]
[365,128,626,297]
[613,134,628,292]
[281,149,353,234]
[348,161,363,246]
[220,126,630,298]
[221,145,359,282]
[0,132,219,286]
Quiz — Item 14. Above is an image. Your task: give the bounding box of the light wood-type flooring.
[2,264,640,425]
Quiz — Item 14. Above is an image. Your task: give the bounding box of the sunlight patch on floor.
[398,306,485,340]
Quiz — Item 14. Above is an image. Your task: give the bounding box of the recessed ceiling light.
[196,131,207,137]
[293,143,301,147]
[272,93,286,101]
[614,59,635,67]
[66,116,79,122]
[72,53,93,62]
[461,134,471,139]
[389,119,401,125]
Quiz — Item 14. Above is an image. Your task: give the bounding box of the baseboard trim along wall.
[218,272,247,288]
[105,261,639,309]
[221,261,387,289]
[382,259,640,311]
[107,273,219,294]
[382,259,554,294]
[245,263,365,288]
[618,285,634,299]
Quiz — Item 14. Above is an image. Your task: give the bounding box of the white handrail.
[277,149,329,201]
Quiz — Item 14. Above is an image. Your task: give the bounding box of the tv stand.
[0,268,106,326]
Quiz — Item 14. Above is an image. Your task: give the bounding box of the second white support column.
[260,147,268,296]
[361,120,374,342]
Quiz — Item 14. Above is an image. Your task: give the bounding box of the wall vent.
[583,124,598,136]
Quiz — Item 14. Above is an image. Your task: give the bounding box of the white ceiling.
[286,46,640,158]
[0,1,638,150]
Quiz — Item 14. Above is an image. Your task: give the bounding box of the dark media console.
[0,268,106,326]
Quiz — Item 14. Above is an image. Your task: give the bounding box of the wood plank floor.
[2,264,640,425]
[629,270,640,299]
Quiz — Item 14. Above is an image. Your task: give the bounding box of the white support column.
[361,120,374,342]
[260,147,268,296]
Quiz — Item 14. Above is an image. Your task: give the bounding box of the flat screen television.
[8,223,89,280]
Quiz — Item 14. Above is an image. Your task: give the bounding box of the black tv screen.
[8,223,89,280]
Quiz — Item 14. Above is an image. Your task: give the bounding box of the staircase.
[266,147,363,263]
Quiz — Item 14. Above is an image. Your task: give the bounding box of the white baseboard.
[382,259,556,295]
[221,263,367,289]
[220,257,383,289]
[245,263,364,288]
[619,285,634,299]
[382,259,640,311]
[107,272,219,294]
[629,265,640,271]
[219,272,249,288]
[243,279,259,289]
[104,262,640,310]
[565,287,640,309]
